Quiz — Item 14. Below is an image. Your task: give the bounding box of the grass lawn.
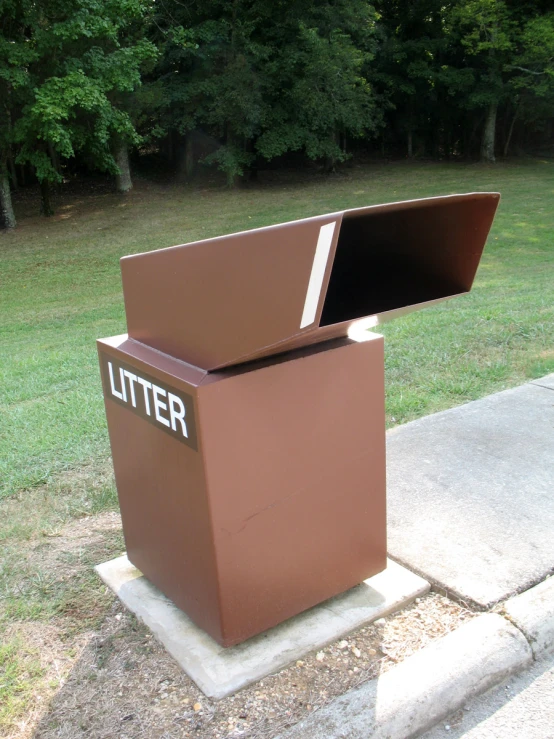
[2,159,554,498]
[0,158,553,734]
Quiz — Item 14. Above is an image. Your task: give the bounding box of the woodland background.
[1,0,554,226]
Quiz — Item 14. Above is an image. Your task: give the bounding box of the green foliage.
[370,0,554,158]
[451,0,514,56]
[0,0,157,209]
[150,0,380,180]
[371,0,448,152]
[257,21,379,165]
[510,12,554,104]
[445,0,513,111]
[203,145,255,186]
[1,1,554,191]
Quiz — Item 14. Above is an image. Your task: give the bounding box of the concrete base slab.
[95,556,428,700]
[387,377,554,608]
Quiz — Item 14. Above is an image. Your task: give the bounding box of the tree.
[371,0,451,158]
[0,0,37,227]
[504,11,554,154]
[1,0,157,218]
[256,3,381,172]
[446,0,515,162]
[151,0,382,184]
[149,1,269,185]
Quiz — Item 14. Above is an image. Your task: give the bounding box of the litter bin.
[98,192,499,647]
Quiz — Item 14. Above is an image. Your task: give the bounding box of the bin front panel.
[199,335,387,645]
[99,334,387,646]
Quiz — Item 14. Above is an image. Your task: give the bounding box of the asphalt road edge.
[275,576,554,739]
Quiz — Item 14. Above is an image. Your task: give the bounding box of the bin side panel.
[97,339,224,643]
[198,336,386,646]
[121,215,341,371]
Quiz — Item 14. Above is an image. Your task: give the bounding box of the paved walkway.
[278,374,554,739]
[387,374,554,608]
[388,373,554,738]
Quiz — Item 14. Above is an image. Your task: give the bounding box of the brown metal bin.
[98,192,499,647]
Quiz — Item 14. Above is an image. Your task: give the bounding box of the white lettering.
[123,369,138,407]
[152,384,170,427]
[119,367,128,402]
[168,392,188,437]
[137,377,152,415]
[105,357,194,445]
[108,361,124,400]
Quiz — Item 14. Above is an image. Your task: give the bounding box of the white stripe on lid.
[300,222,336,329]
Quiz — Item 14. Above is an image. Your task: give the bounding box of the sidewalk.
[276,373,554,739]
[387,373,554,609]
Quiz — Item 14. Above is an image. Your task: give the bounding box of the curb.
[274,576,554,739]
[503,575,554,660]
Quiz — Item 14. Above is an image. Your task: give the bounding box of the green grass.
[0,462,123,735]
[0,461,121,623]
[0,638,45,726]
[1,159,554,498]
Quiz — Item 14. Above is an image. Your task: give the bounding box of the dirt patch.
[1,622,92,739]
[0,460,117,540]
[28,511,123,574]
[1,504,124,739]
[32,592,472,739]
[2,510,474,739]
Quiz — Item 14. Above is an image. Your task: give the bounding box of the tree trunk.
[323,129,340,173]
[0,168,16,229]
[176,134,196,181]
[503,104,519,158]
[115,142,132,192]
[237,138,257,183]
[480,103,497,163]
[40,179,54,216]
[48,141,61,177]
[407,130,413,158]
[184,135,195,178]
[165,131,174,163]
[8,151,18,190]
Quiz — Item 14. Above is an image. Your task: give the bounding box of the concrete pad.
[504,575,554,659]
[387,379,554,608]
[96,556,428,700]
[275,614,532,739]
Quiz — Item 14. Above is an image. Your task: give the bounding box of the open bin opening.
[320,206,467,326]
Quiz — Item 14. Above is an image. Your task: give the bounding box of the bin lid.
[121,192,499,371]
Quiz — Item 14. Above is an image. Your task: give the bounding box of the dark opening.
[320,209,465,326]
